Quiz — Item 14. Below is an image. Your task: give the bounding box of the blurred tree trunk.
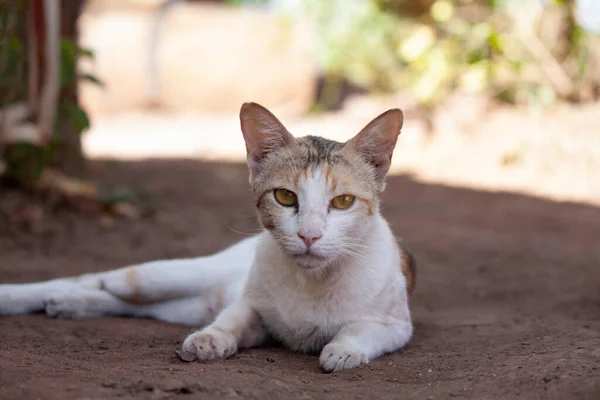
[52,0,86,177]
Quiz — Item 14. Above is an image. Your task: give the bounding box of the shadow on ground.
[1,159,599,400]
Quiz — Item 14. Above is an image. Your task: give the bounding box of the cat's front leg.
[177,299,267,362]
[319,319,413,373]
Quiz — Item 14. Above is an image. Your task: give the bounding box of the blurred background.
[1,0,599,213]
[3,3,600,397]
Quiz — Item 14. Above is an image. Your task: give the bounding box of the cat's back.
[396,239,416,296]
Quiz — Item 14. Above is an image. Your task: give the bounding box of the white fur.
[268,166,376,270]
[181,213,412,372]
[179,165,413,372]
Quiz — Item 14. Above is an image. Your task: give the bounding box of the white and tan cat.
[0,103,416,372]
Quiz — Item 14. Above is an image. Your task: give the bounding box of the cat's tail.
[0,236,258,321]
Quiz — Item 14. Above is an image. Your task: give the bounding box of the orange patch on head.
[355,196,374,216]
[301,167,309,182]
[323,165,332,185]
[293,170,301,187]
[262,221,276,230]
[330,174,338,193]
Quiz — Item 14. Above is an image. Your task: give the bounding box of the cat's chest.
[254,288,360,353]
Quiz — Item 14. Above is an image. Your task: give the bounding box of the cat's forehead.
[296,136,345,166]
[294,136,350,188]
[252,135,379,196]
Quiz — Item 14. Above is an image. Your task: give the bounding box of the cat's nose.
[297,232,322,248]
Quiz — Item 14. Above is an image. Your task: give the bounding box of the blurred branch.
[146,0,184,106]
[36,0,61,145]
[517,27,574,98]
[27,5,39,113]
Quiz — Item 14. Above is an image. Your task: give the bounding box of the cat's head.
[240,102,403,270]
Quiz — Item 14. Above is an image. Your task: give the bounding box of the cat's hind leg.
[43,287,132,320]
[1,236,259,322]
[0,277,89,316]
[0,270,134,316]
[1,276,239,326]
[97,236,258,304]
[41,268,247,326]
[43,289,212,326]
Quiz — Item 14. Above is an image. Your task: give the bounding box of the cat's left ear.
[344,108,403,182]
[240,102,298,176]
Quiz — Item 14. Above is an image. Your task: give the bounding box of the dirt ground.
[1,159,599,400]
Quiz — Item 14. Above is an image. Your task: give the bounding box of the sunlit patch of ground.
[83,95,600,206]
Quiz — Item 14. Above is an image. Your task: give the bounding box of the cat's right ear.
[239,102,298,176]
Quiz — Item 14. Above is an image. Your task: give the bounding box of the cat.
[0,102,416,373]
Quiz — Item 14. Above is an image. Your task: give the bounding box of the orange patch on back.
[397,243,416,296]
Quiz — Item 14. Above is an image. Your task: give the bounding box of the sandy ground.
[1,159,599,399]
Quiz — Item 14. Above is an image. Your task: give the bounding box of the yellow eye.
[331,194,355,210]
[274,188,298,207]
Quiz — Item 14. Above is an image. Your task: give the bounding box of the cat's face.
[251,136,381,269]
[239,103,403,270]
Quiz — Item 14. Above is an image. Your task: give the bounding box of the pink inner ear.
[239,102,297,174]
[346,108,403,181]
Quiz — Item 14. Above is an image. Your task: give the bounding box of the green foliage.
[60,99,91,134]
[58,38,102,136]
[225,0,272,7]
[2,143,47,182]
[293,0,597,107]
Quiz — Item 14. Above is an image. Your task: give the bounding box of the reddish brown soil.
[1,159,599,400]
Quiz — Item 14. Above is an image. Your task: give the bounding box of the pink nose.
[298,233,322,248]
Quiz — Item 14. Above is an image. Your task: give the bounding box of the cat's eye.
[331,194,356,210]
[274,188,298,207]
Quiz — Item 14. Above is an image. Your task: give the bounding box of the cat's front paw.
[319,342,368,373]
[177,328,237,363]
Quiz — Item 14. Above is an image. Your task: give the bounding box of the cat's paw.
[319,342,368,373]
[177,328,237,363]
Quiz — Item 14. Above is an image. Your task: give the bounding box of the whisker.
[226,224,264,237]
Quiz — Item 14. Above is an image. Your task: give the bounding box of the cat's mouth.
[300,250,324,258]
[289,250,328,269]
